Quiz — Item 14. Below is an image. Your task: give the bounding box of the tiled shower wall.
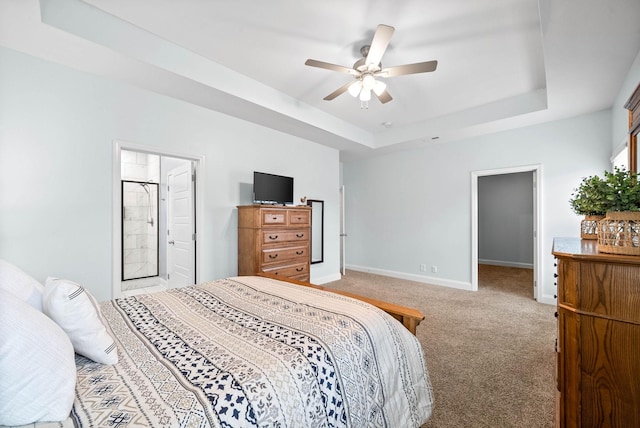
[121,150,159,288]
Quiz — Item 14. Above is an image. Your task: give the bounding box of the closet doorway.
[471,165,542,301]
[112,142,201,299]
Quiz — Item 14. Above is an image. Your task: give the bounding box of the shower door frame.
[121,180,160,281]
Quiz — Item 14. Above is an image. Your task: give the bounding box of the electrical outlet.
[431,265,438,273]
[420,263,427,272]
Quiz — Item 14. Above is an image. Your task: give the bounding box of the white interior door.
[167,162,195,288]
[340,185,346,275]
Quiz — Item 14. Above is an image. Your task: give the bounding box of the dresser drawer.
[288,210,310,226]
[262,262,308,278]
[261,245,308,265]
[556,259,578,308]
[262,230,309,244]
[261,209,286,225]
[578,262,640,323]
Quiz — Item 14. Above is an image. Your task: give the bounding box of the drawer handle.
[269,254,278,259]
[268,235,278,240]
[553,273,558,278]
[272,216,278,220]
[297,217,302,220]
[296,233,304,238]
[296,250,304,255]
[296,267,304,272]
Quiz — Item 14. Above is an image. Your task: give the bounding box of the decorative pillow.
[0,289,76,425]
[0,259,44,311]
[43,277,118,365]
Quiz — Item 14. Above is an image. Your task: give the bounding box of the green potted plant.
[597,168,640,254]
[571,167,640,252]
[600,167,640,212]
[569,174,608,239]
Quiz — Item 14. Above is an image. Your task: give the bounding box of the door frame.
[471,164,542,301]
[112,140,204,299]
[339,185,346,276]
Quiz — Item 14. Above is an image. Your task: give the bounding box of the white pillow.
[0,288,76,425]
[0,259,44,311]
[43,277,118,365]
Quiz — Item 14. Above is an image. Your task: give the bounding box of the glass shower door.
[121,180,159,281]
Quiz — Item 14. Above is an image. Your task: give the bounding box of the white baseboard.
[479,259,533,269]
[345,264,473,291]
[537,294,557,305]
[311,272,342,285]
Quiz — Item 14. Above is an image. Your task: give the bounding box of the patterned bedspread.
[34,276,433,427]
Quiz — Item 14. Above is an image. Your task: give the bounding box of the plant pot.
[597,211,640,255]
[581,215,604,240]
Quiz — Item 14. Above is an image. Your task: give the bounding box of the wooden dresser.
[238,205,311,281]
[552,238,640,427]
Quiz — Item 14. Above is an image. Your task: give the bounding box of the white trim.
[112,140,205,300]
[311,272,342,285]
[471,164,543,301]
[610,138,628,163]
[478,259,534,269]
[346,264,472,291]
[537,294,557,305]
[159,277,168,288]
[340,185,346,276]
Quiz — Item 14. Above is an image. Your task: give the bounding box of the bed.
[1,270,433,428]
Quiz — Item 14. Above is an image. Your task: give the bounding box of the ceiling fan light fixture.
[373,80,387,96]
[359,88,372,102]
[348,80,362,97]
[305,24,437,107]
[362,73,376,91]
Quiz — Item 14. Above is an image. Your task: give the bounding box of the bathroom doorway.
[114,145,199,298]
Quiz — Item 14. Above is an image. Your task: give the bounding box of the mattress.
[9,275,433,427]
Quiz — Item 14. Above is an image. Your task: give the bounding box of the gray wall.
[0,47,341,301]
[342,110,612,303]
[478,172,533,268]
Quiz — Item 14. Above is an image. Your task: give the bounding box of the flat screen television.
[253,171,294,205]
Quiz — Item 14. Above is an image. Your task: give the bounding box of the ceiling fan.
[305,24,438,107]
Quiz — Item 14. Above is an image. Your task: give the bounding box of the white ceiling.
[2,0,640,160]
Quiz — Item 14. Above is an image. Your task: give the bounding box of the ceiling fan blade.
[365,24,395,66]
[305,59,358,75]
[375,89,393,104]
[378,60,438,78]
[323,81,354,101]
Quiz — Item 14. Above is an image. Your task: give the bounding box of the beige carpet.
[324,265,556,428]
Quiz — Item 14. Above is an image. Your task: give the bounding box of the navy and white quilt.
[67,276,433,427]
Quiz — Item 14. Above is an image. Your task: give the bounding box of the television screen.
[253,171,294,205]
